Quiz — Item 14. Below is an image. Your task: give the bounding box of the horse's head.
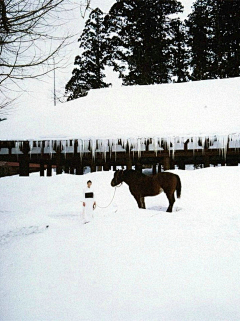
[111,170,124,187]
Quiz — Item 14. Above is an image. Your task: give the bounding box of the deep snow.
[1,77,240,142]
[1,167,240,321]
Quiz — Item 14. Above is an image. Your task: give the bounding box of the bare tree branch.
[0,0,92,110]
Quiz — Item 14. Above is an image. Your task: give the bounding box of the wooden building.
[1,77,240,176]
[0,136,240,176]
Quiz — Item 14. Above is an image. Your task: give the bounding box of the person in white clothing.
[82,180,96,223]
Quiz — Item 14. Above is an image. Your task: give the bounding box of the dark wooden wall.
[0,138,240,177]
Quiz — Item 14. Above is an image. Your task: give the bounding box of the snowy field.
[1,167,240,321]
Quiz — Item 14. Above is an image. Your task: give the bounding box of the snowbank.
[1,167,240,320]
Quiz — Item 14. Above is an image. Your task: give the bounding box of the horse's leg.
[133,195,146,209]
[140,196,146,209]
[132,194,142,208]
[165,192,175,212]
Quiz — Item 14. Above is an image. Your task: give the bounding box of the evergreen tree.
[104,0,184,85]
[186,0,240,80]
[186,0,215,80]
[218,0,240,78]
[170,18,190,82]
[66,8,110,101]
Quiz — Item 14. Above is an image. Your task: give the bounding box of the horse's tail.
[176,175,181,198]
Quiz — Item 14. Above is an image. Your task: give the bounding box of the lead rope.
[96,183,122,209]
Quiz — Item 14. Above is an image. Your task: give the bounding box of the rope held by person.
[97,183,122,209]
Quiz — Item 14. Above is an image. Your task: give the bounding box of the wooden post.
[184,139,189,151]
[64,163,70,174]
[178,159,185,170]
[40,141,45,176]
[76,160,83,175]
[40,159,45,176]
[135,163,142,173]
[56,145,62,175]
[204,155,210,168]
[47,160,52,176]
[163,156,170,171]
[146,139,150,152]
[91,162,96,173]
[152,164,157,175]
[19,155,29,176]
[103,163,110,171]
[126,159,132,170]
[19,141,30,176]
[204,139,210,168]
[70,163,75,174]
[158,163,162,173]
[170,158,175,170]
[72,140,79,175]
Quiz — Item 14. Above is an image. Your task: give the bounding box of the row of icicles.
[12,134,240,159]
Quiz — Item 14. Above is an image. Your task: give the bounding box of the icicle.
[28,140,32,159]
[113,139,117,160]
[210,135,215,148]
[36,140,39,154]
[43,141,47,154]
[122,138,126,151]
[143,138,147,152]
[126,138,130,155]
[166,137,171,155]
[78,139,83,159]
[137,138,142,158]
[90,139,96,160]
[229,134,238,149]
[159,137,162,153]
[109,139,112,159]
[39,141,43,154]
[29,140,33,152]
[50,140,53,157]
[200,136,206,153]
[14,141,19,154]
[174,136,183,151]
[234,133,240,149]
[191,136,198,155]
[152,137,157,155]
[192,136,196,150]
[171,137,175,159]
[181,136,185,150]
[104,139,109,161]
[121,138,127,153]
[61,140,67,155]
[222,135,228,159]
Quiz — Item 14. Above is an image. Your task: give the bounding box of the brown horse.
[111,169,181,212]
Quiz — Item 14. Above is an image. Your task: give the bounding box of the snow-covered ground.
[1,167,240,321]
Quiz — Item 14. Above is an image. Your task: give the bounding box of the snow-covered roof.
[1,77,240,142]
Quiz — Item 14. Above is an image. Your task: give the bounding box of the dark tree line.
[187,0,240,80]
[66,0,240,101]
